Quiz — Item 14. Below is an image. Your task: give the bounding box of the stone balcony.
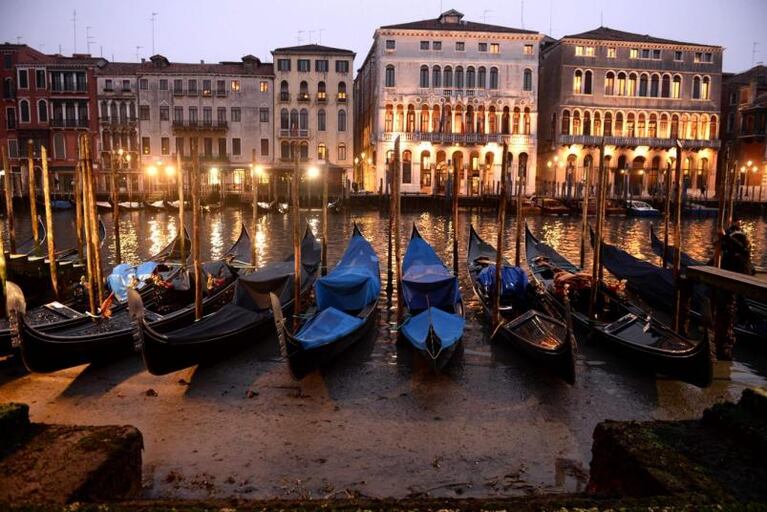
[379,132,534,146]
[557,134,721,150]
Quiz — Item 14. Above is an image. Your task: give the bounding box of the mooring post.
[40,146,59,300]
[492,144,509,328]
[1,146,16,253]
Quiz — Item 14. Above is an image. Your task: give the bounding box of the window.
[281,141,290,160]
[299,108,308,130]
[159,79,168,90]
[217,107,226,122]
[174,106,183,122]
[490,67,499,89]
[189,107,197,123]
[523,69,532,91]
[478,42,487,52]
[3,54,11,69]
[402,150,412,183]
[318,143,327,160]
[444,66,452,87]
[231,80,240,92]
[140,78,148,90]
[420,65,429,88]
[420,41,429,50]
[573,70,582,94]
[298,59,310,72]
[261,138,269,156]
[260,81,268,92]
[616,72,626,96]
[337,143,347,161]
[627,72,637,96]
[161,137,170,155]
[232,138,241,156]
[584,70,592,94]
[104,79,113,91]
[385,65,395,87]
[142,137,150,155]
[650,74,659,97]
[231,107,241,122]
[35,69,45,89]
[37,100,47,122]
[456,42,465,51]
[315,59,329,73]
[188,79,197,94]
[259,107,269,122]
[18,69,28,88]
[607,47,616,58]
[175,137,184,156]
[203,107,212,124]
[139,105,150,120]
[701,76,710,100]
[337,81,347,101]
[661,74,670,97]
[641,48,650,59]
[280,108,289,130]
[629,48,638,59]
[561,109,570,135]
[575,46,583,56]
[490,43,500,54]
[695,52,713,63]
[433,41,442,51]
[121,79,130,91]
[338,109,347,131]
[318,109,326,131]
[218,138,226,157]
[477,67,486,88]
[692,76,701,99]
[652,49,661,59]
[432,66,442,88]
[51,133,64,158]
[160,105,169,121]
[335,60,349,73]
[524,44,534,56]
[674,51,683,61]
[19,99,30,123]
[385,39,396,50]
[672,75,681,98]
[455,66,464,88]
[639,74,648,96]
[202,79,212,96]
[277,58,291,71]
[466,67,475,88]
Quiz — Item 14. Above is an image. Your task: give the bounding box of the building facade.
[720,65,767,200]
[538,27,722,200]
[354,9,542,196]
[271,44,355,197]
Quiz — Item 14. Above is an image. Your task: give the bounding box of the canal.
[1,207,766,499]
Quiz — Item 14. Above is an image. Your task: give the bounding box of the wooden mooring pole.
[27,140,39,250]
[672,141,685,333]
[83,135,104,304]
[492,144,509,327]
[321,161,328,277]
[291,147,301,330]
[177,152,185,264]
[662,161,673,269]
[589,140,607,320]
[40,146,59,300]
[579,159,591,269]
[514,155,524,268]
[393,137,402,317]
[1,146,16,253]
[191,138,202,320]
[251,149,258,267]
[452,158,459,277]
[110,152,121,263]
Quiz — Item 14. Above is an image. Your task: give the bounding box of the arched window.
[2,78,12,99]
[680,114,689,138]
[512,107,520,134]
[604,112,613,136]
[280,108,289,130]
[626,112,635,137]
[432,66,442,88]
[659,113,669,137]
[119,102,127,122]
[628,72,637,96]
[477,67,486,88]
[561,109,571,135]
[701,76,710,100]
[615,112,624,136]
[317,109,326,131]
[583,110,591,136]
[454,104,463,133]
[648,113,657,138]
[466,105,474,133]
[639,74,648,97]
[19,99,30,122]
[280,80,289,100]
[338,109,347,131]
[420,65,429,88]
[672,75,681,98]
[384,105,393,132]
[523,69,532,91]
[299,141,309,160]
[396,104,404,131]
[299,81,309,101]
[573,69,583,94]
[420,151,431,184]
[317,81,326,100]
[502,106,510,134]
[692,76,701,99]
[690,114,699,139]
[518,152,528,178]
[617,72,627,96]
[700,114,709,139]
[477,105,485,133]
[523,107,531,135]
[444,66,453,87]
[637,113,646,137]
[661,74,671,97]
[406,104,416,132]
[593,111,602,136]
[318,143,327,160]
[299,108,308,130]
[402,150,412,184]
[280,141,290,160]
[455,66,464,89]
[709,114,718,140]
[466,67,475,88]
[584,70,592,94]
[100,100,108,119]
[431,105,440,132]
[37,99,48,123]
[337,143,347,161]
[420,105,430,132]
[385,65,395,87]
[490,67,499,89]
[605,71,615,95]
[671,114,679,138]
[289,109,299,130]
[650,74,660,97]
[572,110,582,135]
[488,106,497,133]
[337,81,347,100]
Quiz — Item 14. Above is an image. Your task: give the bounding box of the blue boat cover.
[294,306,364,349]
[315,233,380,312]
[107,262,161,301]
[401,235,460,311]
[477,265,529,301]
[401,307,465,351]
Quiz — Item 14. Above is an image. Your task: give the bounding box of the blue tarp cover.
[401,307,465,351]
[107,262,160,301]
[402,235,459,311]
[477,265,529,301]
[315,233,380,312]
[294,306,364,349]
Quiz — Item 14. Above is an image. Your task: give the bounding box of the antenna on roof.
[100,45,103,58]
[136,45,142,62]
[753,42,759,66]
[297,30,306,44]
[86,26,95,54]
[72,10,77,53]
[15,36,22,44]
[482,9,493,23]
[317,28,325,44]
[150,12,158,55]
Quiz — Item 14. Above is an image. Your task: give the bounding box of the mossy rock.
[0,403,30,452]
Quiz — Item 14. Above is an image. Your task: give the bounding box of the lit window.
[629,48,638,59]
[607,47,616,58]
[260,81,268,92]
[524,44,533,56]
[573,70,582,94]
[231,80,240,92]
[575,46,583,56]
[584,46,595,56]
[490,43,500,54]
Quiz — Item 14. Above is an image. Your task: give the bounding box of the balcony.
[100,116,138,127]
[379,131,533,146]
[173,88,184,96]
[317,93,327,103]
[739,128,766,139]
[103,87,114,92]
[337,94,347,103]
[51,118,89,128]
[279,92,291,102]
[172,120,228,132]
[297,93,311,102]
[279,128,310,138]
[557,134,721,150]
[50,86,88,94]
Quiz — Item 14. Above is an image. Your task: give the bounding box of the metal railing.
[279,128,310,138]
[557,134,721,149]
[51,118,89,128]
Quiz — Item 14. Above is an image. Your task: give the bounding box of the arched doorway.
[436,150,447,194]
[483,152,494,195]
[451,151,463,197]
[615,155,628,197]
[631,156,646,197]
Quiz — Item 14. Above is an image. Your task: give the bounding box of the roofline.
[560,35,722,51]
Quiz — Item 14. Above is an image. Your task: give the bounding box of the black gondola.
[467,225,575,383]
[133,226,321,375]
[222,225,253,266]
[271,224,380,379]
[526,224,712,387]
[144,200,167,212]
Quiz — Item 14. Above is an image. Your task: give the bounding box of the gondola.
[626,200,661,217]
[118,201,143,211]
[96,201,113,212]
[467,225,575,382]
[328,198,343,213]
[144,200,167,212]
[271,224,380,379]
[163,200,190,212]
[527,224,712,387]
[37,198,73,211]
[399,224,464,371]
[202,202,222,213]
[222,225,253,266]
[134,227,321,375]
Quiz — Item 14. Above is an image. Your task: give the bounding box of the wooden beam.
[686,266,767,302]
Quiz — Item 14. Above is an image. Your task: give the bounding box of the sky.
[1,0,765,73]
